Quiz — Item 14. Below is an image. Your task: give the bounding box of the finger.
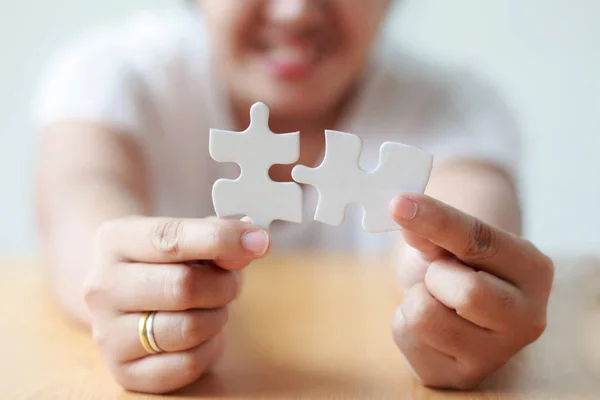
[395,283,494,364]
[396,244,430,288]
[96,216,270,267]
[213,258,253,271]
[397,231,447,288]
[390,193,542,286]
[401,230,447,262]
[424,257,525,332]
[392,298,478,389]
[86,262,239,312]
[99,308,228,362]
[391,324,460,389]
[113,332,225,394]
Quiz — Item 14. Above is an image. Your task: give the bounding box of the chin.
[246,82,340,121]
[264,94,326,119]
[235,56,345,119]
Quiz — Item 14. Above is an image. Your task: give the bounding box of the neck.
[229,86,358,137]
[230,102,336,136]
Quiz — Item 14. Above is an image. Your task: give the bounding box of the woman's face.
[198,0,390,119]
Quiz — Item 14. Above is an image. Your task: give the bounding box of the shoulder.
[372,46,513,123]
[34,6,208,133]
[43,6,204,75]
[362,45,521,172]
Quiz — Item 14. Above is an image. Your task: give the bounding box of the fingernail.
[241,230,269,256]
[391,195,418,220]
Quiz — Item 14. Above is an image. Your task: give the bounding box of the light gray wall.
[0,0,174,255]
[390,0,599,256]
[1,0,598,256]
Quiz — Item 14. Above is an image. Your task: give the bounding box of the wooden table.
[1,254,599,399]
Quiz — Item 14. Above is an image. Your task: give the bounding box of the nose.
[266,0,322,25]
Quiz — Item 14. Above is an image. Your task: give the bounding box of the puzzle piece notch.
[209,102,303,229]
[292,130,433,233]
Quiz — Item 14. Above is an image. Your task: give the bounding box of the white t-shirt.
[34,7,520,253]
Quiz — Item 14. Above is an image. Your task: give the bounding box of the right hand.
[83,216,271,394]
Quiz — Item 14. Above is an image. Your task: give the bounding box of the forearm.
[424,160,521,235]
[35,123,151,326]
[37,176,147,326]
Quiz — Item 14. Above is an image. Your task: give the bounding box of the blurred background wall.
[1,0,598,256]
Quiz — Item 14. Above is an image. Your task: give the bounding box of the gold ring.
[146,311,163,353]
[138,312,157,354]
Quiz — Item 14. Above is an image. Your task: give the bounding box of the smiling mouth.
[253,30,332,80]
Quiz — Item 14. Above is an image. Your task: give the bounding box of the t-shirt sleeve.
[33,28,145,138]
[419,71,522,177]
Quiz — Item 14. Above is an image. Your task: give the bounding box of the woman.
[34,0,553,394]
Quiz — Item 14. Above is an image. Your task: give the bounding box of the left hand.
[388,193,554,389]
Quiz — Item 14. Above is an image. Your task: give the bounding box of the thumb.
[390,196,446,262]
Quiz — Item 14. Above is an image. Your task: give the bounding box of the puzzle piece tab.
[209,102,303,229]
[291,130,433,233]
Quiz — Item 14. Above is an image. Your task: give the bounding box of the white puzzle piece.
[209,102,303,229]
[292,130,433,233]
